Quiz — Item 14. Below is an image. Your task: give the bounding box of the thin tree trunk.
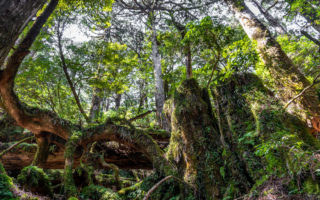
[170,16,193,79]
[225,0,320,119]
[250,0,287,35]
[105,98,110,111]
[150,12,170,131]
[138,80,146,113]
[57,25,90,123]
[0,0,47,67]
[185,45,192,78]
[89,88,102,122]
[115,93,122,110]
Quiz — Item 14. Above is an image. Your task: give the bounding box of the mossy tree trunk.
[32,133,50,167]
[165,79,223,199]
[224,0,320,120]
[63,131,80,198]
[214,73,320,198]
[212,86,254,195]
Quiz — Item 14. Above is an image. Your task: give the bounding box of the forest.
[0,0,320,199]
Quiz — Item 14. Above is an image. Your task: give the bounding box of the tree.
[224,0,320,120]
[115,0,172,131]
[0,0,47,67]
[0,0,169,197]
[1,0,320,199]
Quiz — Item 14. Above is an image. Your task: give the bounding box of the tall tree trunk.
[170,17,193,79]
[105,98,110,112]
[225,0,320,120]
[115,93,122,110]
[185,44,192,78]
[138,80,147,113]
[150,12,171,131]
[89,87,102,122]
[250,0,287,35]
[0,0,47,67]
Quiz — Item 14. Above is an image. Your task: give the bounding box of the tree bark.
[150,12,171,132]
[185,44,193,78]
[224,0,320,119]
[0,0,47,67]
[138,80,147,112]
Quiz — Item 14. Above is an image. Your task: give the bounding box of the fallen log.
[0,142,153,170]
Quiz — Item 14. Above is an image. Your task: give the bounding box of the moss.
[214,73,320,199]
[67,197,79,200]
[118,181,143,196]
[64,165,77,198]
[64,130,82,198]
[80,184,120,200]
[18,143,37,152]
[101,189,121,200]
[0,163,14,200]
[166,79,223,199]
[17,166,52,196]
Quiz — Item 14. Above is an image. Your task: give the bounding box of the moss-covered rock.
[17,166,52,196]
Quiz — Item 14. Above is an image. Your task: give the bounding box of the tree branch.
[301,30,320,47]
[0,136,34,158]
[129,110,156,122]
[284,70,320,110]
